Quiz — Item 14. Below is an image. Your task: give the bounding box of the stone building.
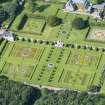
[65,0,91,12]
[65,0,105,18]
[0,28,14,41]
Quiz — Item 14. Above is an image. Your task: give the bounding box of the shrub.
[89,85,101,92]
[72,17,87,29]
[0,8,8,23]
[17,14,28,30]
[47,16,62,27]
[89,18,105,27]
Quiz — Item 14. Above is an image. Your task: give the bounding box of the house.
[0,28,14,41]
[92,3,105,18]
[65,0,105,18]
[65,0,91,12]
[18,0,24,6]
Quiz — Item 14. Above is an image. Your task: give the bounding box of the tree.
[47,16,62,27]
[92,0,104,4]
[41,88,48,96]
[3,0,18,22]
[0,0,23,24]
[28,0,36,12]
[34,89,105,105]
[103,8,105,18]
[0,7,7,23]
[88,85,101,92]
[92,0,98,4]
[0,0,11,3]
[0,5,8,23]
[72,17,87,29]
[0,75,41,105]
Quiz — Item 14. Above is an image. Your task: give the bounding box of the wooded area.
[34,89,105,105]
[0,76,41,105]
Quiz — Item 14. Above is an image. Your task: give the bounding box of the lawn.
[21,18,46,35]
[60,69,95,90]
[10,0,105,47]
[10,3,89,43]
[11,14,46,35]
[0,41,45,81]
[30,45,104,91]
[33,1,63,17]
[66,49,101,69]
[0,40,105,92]
[87,27,105,42]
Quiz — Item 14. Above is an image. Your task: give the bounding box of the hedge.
[89,18,105,27]
[17,14,28,30]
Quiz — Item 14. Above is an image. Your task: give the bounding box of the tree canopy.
[0,0,22,24]
[92,0,105,4]
[72,17,87,29]
[34,89,105,105]
[0,0,11,3]
[0,7,8,23]
[0,75,41,105]
[47,16,62,27]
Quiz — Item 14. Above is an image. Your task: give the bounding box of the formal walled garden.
[1,0,105,94]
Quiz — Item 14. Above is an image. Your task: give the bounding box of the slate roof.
[71,0,88,4]
[93,3,105,10]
